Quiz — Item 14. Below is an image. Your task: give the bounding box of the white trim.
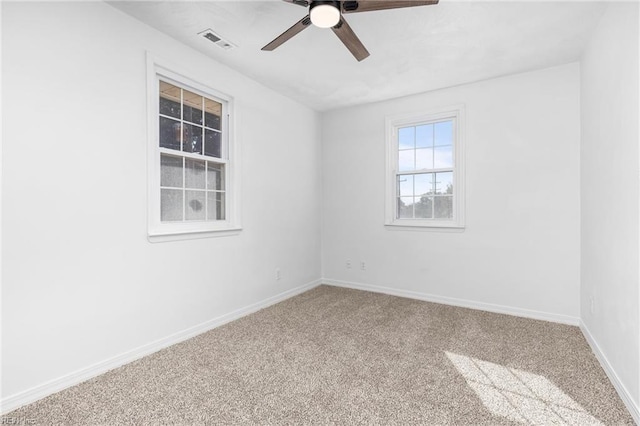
[323,278,579,326]
[384,104,466,229]
[579,321,640,424]
[384,222,465,231]
[0,279,322,414]
[148,227,242,243]
[146,52,241,240]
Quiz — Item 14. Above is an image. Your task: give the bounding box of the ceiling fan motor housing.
[309,1,342,28]
[310,0,341,9]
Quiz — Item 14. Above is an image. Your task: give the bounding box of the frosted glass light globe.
[310,4,340,28]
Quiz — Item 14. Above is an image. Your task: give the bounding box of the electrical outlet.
[360,261,366,271]
[276,268,281,281]
[346,259,352,269]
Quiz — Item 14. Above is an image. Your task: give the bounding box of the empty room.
[1,0,639,424]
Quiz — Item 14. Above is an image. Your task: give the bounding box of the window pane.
[434,196,453,219]
[160,154,183,188]
[205,98,222,130]
[161,189,183,222]
[398,127,414,150]
[159,97,181,120]
[208,192,225,220]
[398,174,413,197]
[415,148,433,170]
[159,117,181,150]
[414,173,433,196]
[435,172,453,195]
[434,121,453,146]
[414,196,433,219]
[434,146,453,168]
[185,190,206,221]
[398,197,414,219]
[183,104,203,126]
[218,193,226,220]
[159,81,181,119]
[182,123,203,154]
[185,158,206,189]
[183,90,203,125]
[207,163,225,191]
[398,149,414,172]
[204,129,221,158]
[416,124,433,148]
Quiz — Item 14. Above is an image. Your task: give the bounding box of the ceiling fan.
[262,0,439,62]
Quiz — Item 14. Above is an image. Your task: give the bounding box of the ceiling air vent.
[199,29,236,50]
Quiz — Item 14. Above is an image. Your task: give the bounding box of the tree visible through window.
[385,107,464,228]
[397,120,454,219]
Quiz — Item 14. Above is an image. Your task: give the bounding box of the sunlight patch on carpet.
[445,352,603,425]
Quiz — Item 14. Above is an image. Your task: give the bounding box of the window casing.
[385,106,465,229]
[147,57,240,241]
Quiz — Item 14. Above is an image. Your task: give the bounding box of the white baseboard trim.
[323,278,580,326]
[1,279,322,415]
[579,321,640,424]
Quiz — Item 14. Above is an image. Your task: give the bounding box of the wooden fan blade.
[342,0,438,14]
[331,18,370,62]
[262,15,312,51]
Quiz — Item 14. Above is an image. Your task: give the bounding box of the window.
[148,58,240,241]
[385,106,465,229]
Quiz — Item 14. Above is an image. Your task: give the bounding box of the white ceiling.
[109,1,607,111]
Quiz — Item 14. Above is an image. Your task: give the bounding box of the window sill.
[148,227,242,243]
[384,222,465,232]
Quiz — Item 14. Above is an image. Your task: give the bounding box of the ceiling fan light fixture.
[309,1,340,28]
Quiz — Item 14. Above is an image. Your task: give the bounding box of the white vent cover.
[198,29,236,50]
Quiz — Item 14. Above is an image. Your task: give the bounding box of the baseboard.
[579,321,640,424]
[1,278,322,414]
[323,278,580,326]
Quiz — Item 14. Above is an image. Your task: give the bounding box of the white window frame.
[385,105,465,229]
[147,54,241,242]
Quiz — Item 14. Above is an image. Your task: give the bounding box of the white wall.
[322,63,581,321]
[1,2,321,402]
[580,1,639,410]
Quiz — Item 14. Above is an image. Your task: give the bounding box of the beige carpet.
[4,285,634,425]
